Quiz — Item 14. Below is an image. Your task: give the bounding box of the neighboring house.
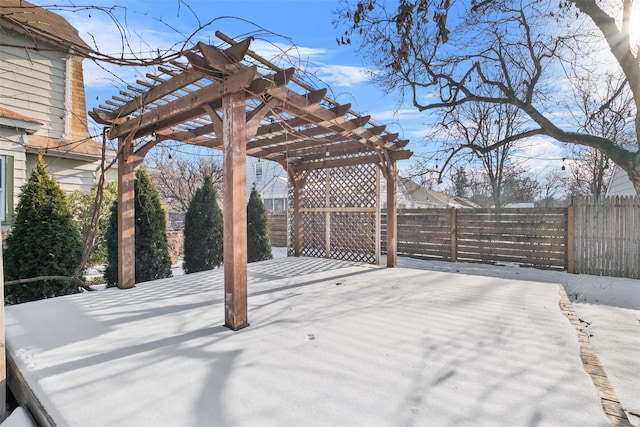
[256,174,476,211]
[502,202,535,208]
[0,0,114,227]
[259,176,288,211]
[452,196,482,209]
[606,165,637,196]
[247,157,285,203]
[382,177,474,209]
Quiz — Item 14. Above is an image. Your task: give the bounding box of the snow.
[0,407,36,427]
[4,253,638,426]
[392,256,640,426]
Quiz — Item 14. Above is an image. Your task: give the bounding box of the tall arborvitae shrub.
[4,155,83,304]
[247,185,272,263]
[104,167,172,286]
[103,198,119,287]
[183,175,223,273]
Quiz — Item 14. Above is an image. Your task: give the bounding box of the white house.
[247,157,286,204]
[259,176,288,211]
[382,177,476,209]
[0,0,114,227]
[255,173,476,212]
[606,165,637,196]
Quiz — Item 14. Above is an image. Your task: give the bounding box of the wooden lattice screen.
[288,163,380,264]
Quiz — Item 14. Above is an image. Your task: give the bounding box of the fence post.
[450,207,457,262]
[567,205,574,273]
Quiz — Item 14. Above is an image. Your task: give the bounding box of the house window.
[0,155,14,224]
[273,198,286,211]
[255,161,263,185]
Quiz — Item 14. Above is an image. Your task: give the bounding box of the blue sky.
[32,0,569,180]
[42,0,426,137]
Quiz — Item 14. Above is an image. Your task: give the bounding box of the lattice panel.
[329,163,378,208]
[330,212,377,263]
[301,212,327,258]
[288,163,380,264]
[303,169,328,208]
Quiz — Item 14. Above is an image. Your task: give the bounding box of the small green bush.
[183,175,223,274]
[4,155,83,304]
[247,185,272,263]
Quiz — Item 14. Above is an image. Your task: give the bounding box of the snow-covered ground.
[391,256,640,426]
[4,252,638,426]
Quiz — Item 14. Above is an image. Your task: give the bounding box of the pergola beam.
[296,150,412,171]
[107,66,257,140]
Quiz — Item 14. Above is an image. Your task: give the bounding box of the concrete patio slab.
[5,257,611,426]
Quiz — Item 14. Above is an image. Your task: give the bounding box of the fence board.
[572,196,640,279]
[383,207,569,270]
[267,211,288,247]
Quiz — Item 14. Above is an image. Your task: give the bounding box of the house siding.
[606,166,637,196]
[25,154,100,194]
[246,157,285,202]
[0,29,67,139]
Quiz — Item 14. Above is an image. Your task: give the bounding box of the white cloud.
[313,64,372,87]
[513,136,565,175]
[249,39,327,64]
[368,108,420,121]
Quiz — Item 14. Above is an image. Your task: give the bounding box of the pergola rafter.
[91,31,412,330]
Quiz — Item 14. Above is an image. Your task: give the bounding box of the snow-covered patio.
[5,254,639,426]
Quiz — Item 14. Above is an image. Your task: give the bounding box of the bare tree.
[337,0,640,194]
[565,73,634,197]
[419,97,527,206]
[458,166,540,207]
[447,167,469,198]
[538,170,570,207]
[146,148,223,212]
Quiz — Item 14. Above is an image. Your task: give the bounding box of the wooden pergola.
[91,31,412,330]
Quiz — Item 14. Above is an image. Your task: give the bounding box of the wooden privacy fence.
[267,211,288,247]
[572,196,640,279]
[382,208,569,270]
[268,196,639,279]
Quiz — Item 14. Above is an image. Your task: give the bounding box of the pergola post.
[385,160,398,267]
[223,90,249,330]
[118,136,136,288]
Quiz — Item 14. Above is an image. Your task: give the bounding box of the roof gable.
[0,0,90,53]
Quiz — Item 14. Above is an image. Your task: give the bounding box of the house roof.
[452,196,482,208]
[0,106,41,133]
[259,176,288,197]
[25,134,111,160]
[0,0,91,53]
[400,178,457,207]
